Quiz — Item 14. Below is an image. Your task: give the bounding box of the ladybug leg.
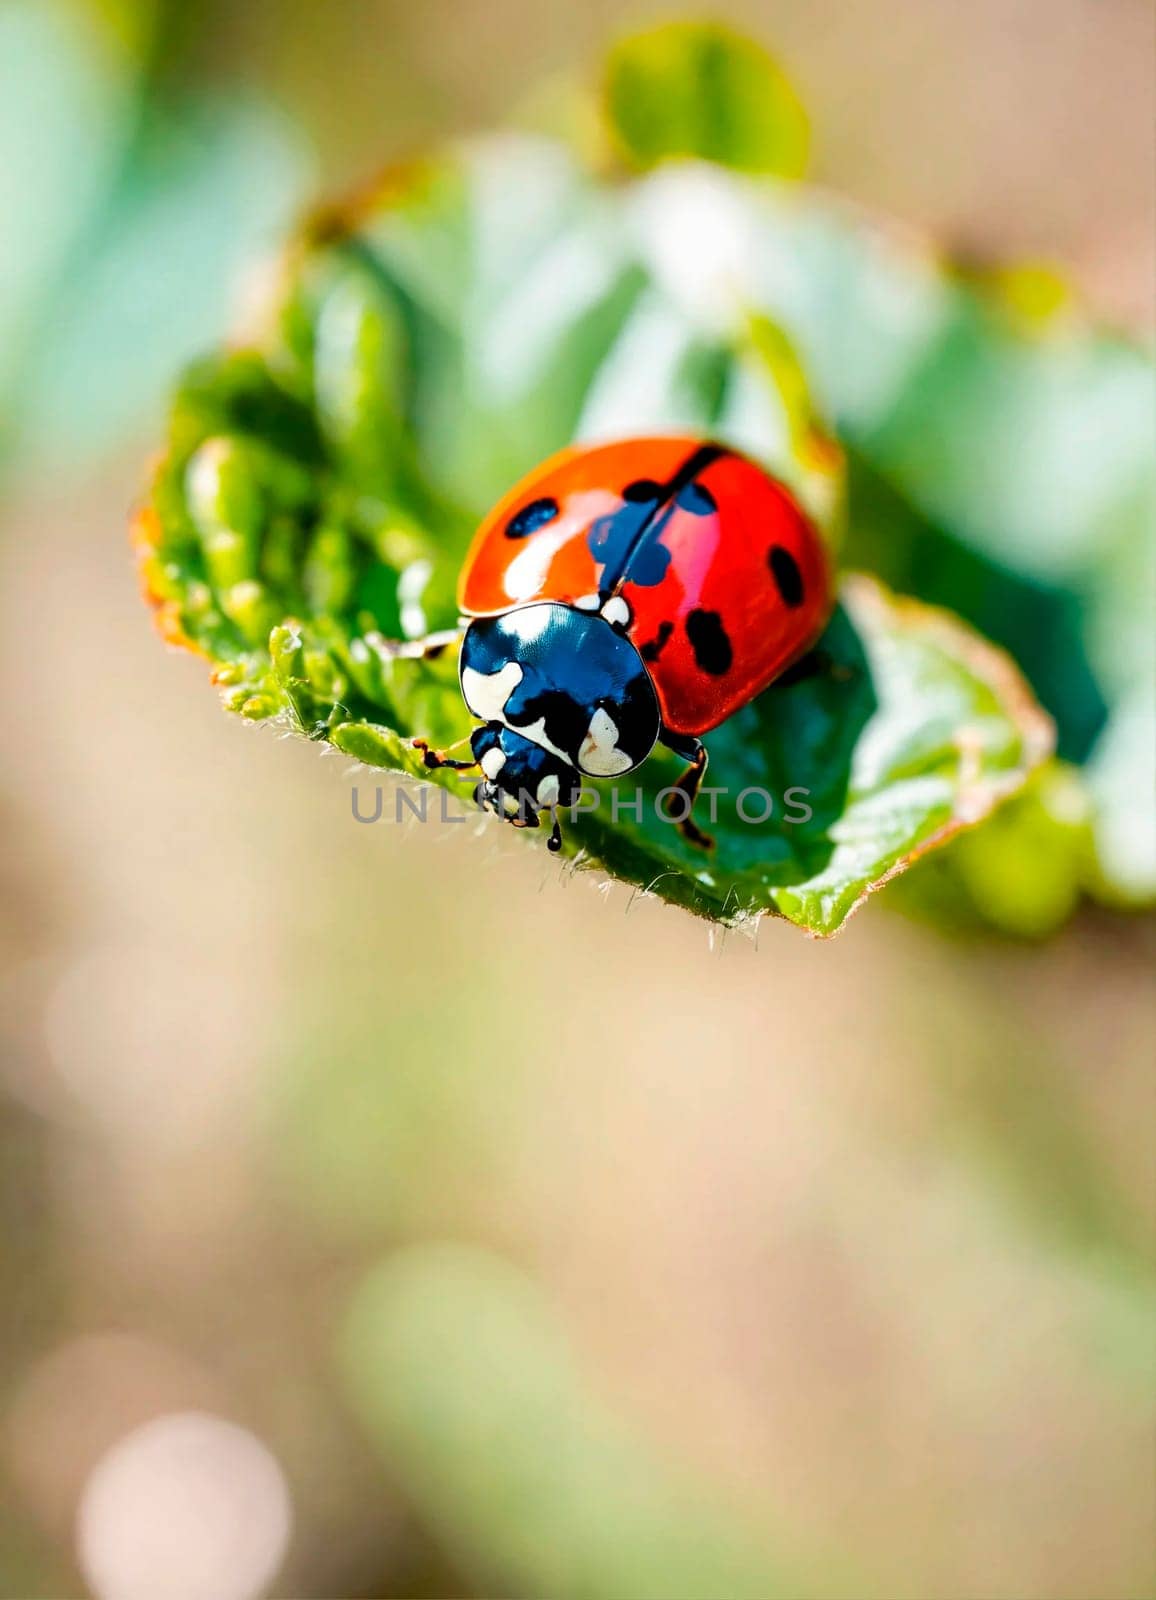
[661,732,714,851]
[368,627,463,663]
[374,631,475,769]
[412,735,478,772]
[511,804,563,853]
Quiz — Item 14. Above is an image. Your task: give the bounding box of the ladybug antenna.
[547,810,563,854]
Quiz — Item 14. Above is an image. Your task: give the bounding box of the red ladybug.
[409,436,832,849]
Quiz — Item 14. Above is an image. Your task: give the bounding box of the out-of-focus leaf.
[18,95,307,469]
[603,22,809,179]
[137,140,1052,934]
[0,0,308,481]
[72,0,163,66]
[889,761,1092,938]
[341,1245,832,1599]
[74,0,212,77]
[0,2,130,407]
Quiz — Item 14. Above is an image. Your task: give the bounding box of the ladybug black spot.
[640,620,674,663]
[768,544,805,607]
[622,479,663,504]
[676,481,717,515]
[505,497,559,538]
[685,608,732,676]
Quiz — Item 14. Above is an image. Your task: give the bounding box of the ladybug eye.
[505,497,559,538]
[622,479,662,504]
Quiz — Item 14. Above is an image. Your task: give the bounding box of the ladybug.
[406,437,832,850]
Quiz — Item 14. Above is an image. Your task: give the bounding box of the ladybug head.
[459,602,661,840]
[470,724,582,840]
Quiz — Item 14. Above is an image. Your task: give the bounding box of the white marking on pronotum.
[461,660,523,723]
[579,707,634,777]
[480,747,506,779]
[575,593,600,611]
[600,595,630,628]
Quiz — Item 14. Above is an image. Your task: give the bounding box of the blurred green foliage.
[0,0,307,480]
[342,1246,821,1599]
[603,21,810,177]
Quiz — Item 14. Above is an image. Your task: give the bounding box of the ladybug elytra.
[407,436,832,850]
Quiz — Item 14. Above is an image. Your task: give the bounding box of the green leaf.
[602,22,810,178]
[138,141,1052,934]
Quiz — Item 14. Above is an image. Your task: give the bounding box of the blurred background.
[1,2,1153,1597]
